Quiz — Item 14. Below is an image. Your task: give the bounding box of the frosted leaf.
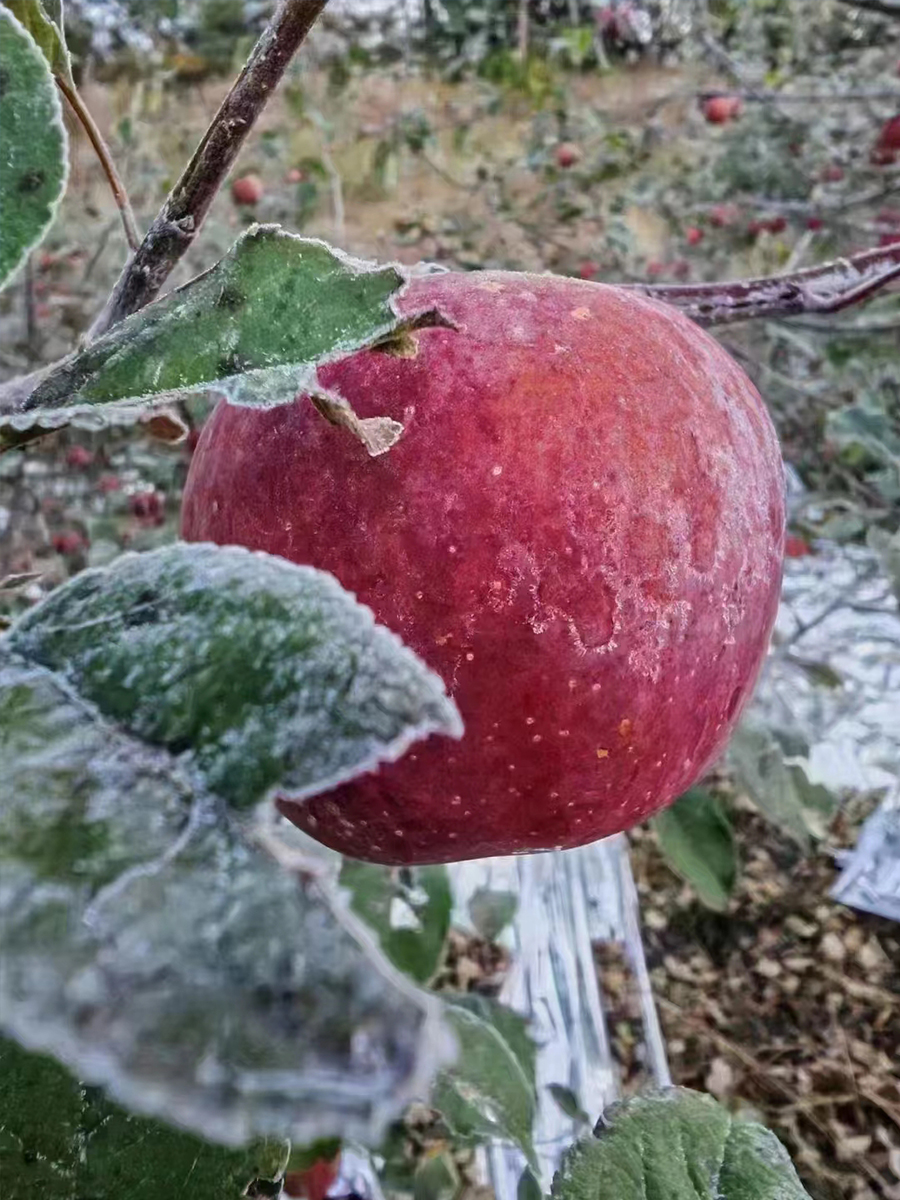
[1,1,73,84]
[6,541,463,808]
[552,1088,812,1200]
[0,7,69,290]
[3,227,447,447]
[0,643,456,1147]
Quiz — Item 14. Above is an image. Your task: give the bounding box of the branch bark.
[90,0,329,339]
[832,0,900,16]
[626,243,900,326]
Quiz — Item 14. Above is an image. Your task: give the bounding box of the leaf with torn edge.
[3,227,450,452]
[552,1088,812,1200]
[0,7,69,291]
[0,542,462,1147]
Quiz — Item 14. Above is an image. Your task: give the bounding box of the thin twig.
[628,243,900,326]
[832,0,900,16]
[91,0,329,339]
[56,76,140,252]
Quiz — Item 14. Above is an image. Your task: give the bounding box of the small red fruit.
[52,531,87,556]
[231,173,264,205]
[708,203,741,228]
[702,96,742,125]
[872,115,900,165]
[555,142,582,169]
[819,164,844,183]
[645,260,666,277]
[806,216,824,231]
[685,227,704,246]
[183,270,785,865]
[284,1156,340,1200]
[285,167,304,184]
[785,535,812,558]
[130,490,165,525]
[65,445,94,469]
[98,473,122,493]
[578,261,601,280]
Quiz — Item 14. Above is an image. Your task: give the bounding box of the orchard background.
[0,2,898,1199]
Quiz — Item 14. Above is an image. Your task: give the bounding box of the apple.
[65,444,94,469]
[231,173,264,205]
[182,271,785,865]
[685,227,704,246]
[702,96,742,125]
[708,203,741,228]
[872,115,900,165]
[283,1156,340,1200]
[555,142,582,169]
[578,260,601,280]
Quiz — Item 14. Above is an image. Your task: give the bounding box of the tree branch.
[90,0,329,338]
[57,76,141,252]
[832,0,900,17]
[627,243,900,326]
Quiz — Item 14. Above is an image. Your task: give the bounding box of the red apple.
[702,96,742,125]
[555,142,582,169]
[685,227,704,246]
[284,1156,340,1200]
[872,115,900,165]
[785,535,812,558]
[182,271,785,865]
[708,203,741,228]
[65,444,94,469]
[231,173,264,205]
[578,260,601,280]
[806,216,824,231]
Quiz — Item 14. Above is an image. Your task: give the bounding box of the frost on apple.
[183,269,785,865]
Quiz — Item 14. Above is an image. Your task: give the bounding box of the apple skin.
[181,271,785,865]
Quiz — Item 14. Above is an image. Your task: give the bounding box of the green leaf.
[552,1088,812,1200]
[432,1001,537,1167]
[1,1,72,83]
[729,719,837,848]
[468,886,518,941]
[652,788,737,912]
[547,1084,590,1126]
[4,227,446,449]
[5,542,462,809]
[413,1152,459,1200]
[0,7,68,291]
[339,860,452,984]
[518,1167,544,1200]
[0,1036,289,1199]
